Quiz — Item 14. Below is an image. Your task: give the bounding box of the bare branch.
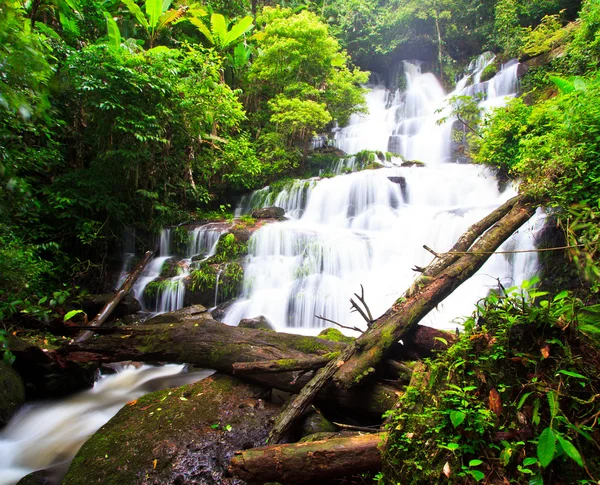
[316,315,363,334]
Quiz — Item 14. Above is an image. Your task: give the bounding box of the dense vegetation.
[3,0,600,483]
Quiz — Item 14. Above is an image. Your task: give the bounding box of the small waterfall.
[226,59,542,335]
[116,227,136,288]
[0,365,214,485]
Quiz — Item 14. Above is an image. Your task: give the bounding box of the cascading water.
[131,223,227,315]
[225,58,543,335]
[0,365,213,485]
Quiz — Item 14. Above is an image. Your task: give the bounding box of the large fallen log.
[59,317,403,416]
[74,250,153,343]
[266,198,537,442]
[229,432,387,484]
[333,199,537,388]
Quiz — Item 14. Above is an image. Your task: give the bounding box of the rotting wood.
[229,432,387,484]
[73,251,153,343]
[232,355,335,375]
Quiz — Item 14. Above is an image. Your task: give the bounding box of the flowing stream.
[225,57,543,335]
[0,365,213,485]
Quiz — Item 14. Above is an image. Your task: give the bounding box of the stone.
[251,207,285,219]
[63,373,280,485]
[144,305,211,325]
[0,361,25,428]
[238,316,274,331]
[298,409,337,438]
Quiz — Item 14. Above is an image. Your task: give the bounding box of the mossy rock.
[317,328,354,344]
[63,373,280,485]
[298,410,337,438]
[144,304,211,325]
[400,160,425,168]
[238,315,274,331]
[0,361,25,427]
[479,62,499,83]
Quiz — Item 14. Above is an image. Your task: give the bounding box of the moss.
[317,328,354,344]
[292,336,330,355]
[479,62,499,83]
[0,361,25,426]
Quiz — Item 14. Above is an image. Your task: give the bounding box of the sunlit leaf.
[537,427,556,467]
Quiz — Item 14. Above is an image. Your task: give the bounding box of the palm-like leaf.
[104,12,121,49]
[189,16,213,44]
[145,0,162,32]
[157,7,185,32]
[211,13,227,47]
[122,0,149,30]
[223,16,253,48]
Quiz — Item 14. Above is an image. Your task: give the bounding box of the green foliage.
[520,12,573,58]
[189,12,254,53]
[120,0,188,48]
[383,282,600,484]
[213,233,247,263]
[0,329,16,365]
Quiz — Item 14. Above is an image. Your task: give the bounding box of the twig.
[412,265,426,273]
[425,244,585,257]
[316,315,363,334]
[290,369,312,386]
[350,298,372,325]
[423,245,441,258]
[331,421,381,432]
[354,285,374,322]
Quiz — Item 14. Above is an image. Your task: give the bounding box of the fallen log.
[266,198,536,442]
[59,317,401,416]
[74,250,153,343]
[232,355,335,375]
[229,432,387,484]
[333,199,537,388]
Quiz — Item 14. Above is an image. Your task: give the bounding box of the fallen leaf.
[443,462,451,478]
[540,344,550,359]
[127,399,138,406]
[153,459,157,469]
[489,388,502,417]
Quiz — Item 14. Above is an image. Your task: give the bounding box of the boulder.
[82,293,141,319]
[251,207,285,219]
[144,305,212,325]
[0,361,25,427]
[63,373,280,485]
[298,410,337,438]
[238,316,274,331]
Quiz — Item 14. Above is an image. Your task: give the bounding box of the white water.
[225,58,543,335]
[132,223,227,314]
[0,365,214,485]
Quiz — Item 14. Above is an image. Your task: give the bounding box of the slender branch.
[350,299,372,325]
[423,245,441,258]
[354,284,374,322]
[316,315,363,334]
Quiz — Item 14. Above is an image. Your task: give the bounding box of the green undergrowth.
[382,280,600,484]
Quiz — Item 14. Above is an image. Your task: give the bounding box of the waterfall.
[131,224,227,314]
[0,365,213,485]
[225,59,542,335]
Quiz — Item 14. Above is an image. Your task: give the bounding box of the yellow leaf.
[153,459,157,469]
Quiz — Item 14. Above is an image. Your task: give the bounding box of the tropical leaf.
[556,435,584,467]
[122,0,149,30]
[161,0,173,12]
[104,12,121,50]
[64,309,84,321]
[211,13,228,47]
[223,15,254,48]
[547,391,559,419]
[157,8,185,33]
[145,0,163,31]
[189,16,213,45]
[450,410,466,427]
[537,427,556,468]
[58,10,80,35]
[549,75,575,94]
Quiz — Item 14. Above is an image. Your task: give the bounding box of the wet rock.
[298,410,337,438]
[82,293,142,319]
[238,316,274,331]
[0,361,25,427]
[144,305,212,325]
[63,373,280,485]
[251,207,285,219]
[16,469,57,485]
[400,160,425,167]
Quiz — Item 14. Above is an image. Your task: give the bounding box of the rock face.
[63,373,280,485]
[251,207,285,219]
[0,361,25,427]
[82,293,142,319]
[238,316,274,331]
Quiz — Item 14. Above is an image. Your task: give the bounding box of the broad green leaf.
[468,470,485,481]
[162,0,173,12]
[157,8,185,33]
[189,16,213,45]
[469,459,483,467]
[211,13,228,47]
[223,16,254,49]
[556,435,584,467]
[556,370,587,380]
[537,427,556,468]
[547,391,559,419]
[549,75,575,94]
[553,290,569,301]
[445,443,459,451]
[450,410,466,427]
[523,457,538,466]
[122,0,149,30]
[433,337,448,345]
[146,0,163,31]
[104,12,121,50]
[64,309,84,321]
[517,391,533,409]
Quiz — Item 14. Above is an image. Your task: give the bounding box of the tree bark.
[232,355,336,375]
[74,251,153,343]
[60,318,400,416]
[333,199,536,388]
[229,432,387,484]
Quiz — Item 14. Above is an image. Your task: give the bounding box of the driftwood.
[267,197,536,443]
[230,432,387,484]
[74,251,153,343]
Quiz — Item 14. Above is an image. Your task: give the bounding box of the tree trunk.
[333,200,536,388]
[74,251,153,343]
[229,432,387,484]
[60,318,400,416]
[232,355,336,375]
